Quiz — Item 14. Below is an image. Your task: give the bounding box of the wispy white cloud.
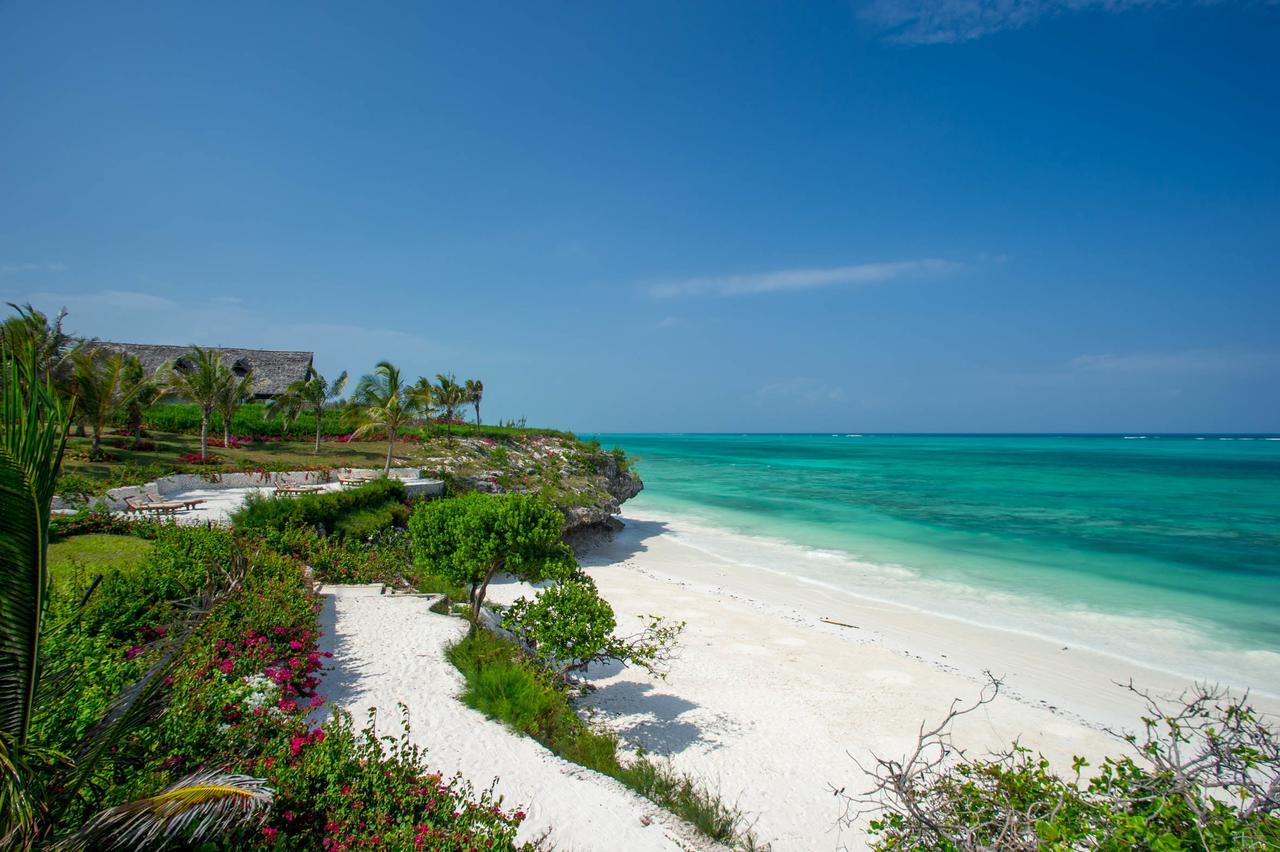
[655,315,686,329]
[1,261,66,276]
[753,378,847,405]
[649,258,960,299]
[861,0,1195,44]
[1070,348,1279,375]
[27,288,177,311]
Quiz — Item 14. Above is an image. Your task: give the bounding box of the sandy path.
[314,584,717,852]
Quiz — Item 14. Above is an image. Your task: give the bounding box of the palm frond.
[0,732,67,850]
[0,338,72,744]
[55,770,273,851]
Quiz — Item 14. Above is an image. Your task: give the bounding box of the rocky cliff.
[417,435,643,540]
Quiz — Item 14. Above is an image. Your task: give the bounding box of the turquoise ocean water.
[589,434,1280,691]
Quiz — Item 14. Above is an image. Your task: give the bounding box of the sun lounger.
[124,495,188,515]
[337,474,377,487]
[276,484,324,494]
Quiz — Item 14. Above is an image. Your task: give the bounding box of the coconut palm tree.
[69,347,150,460]
[1,304,82,410]
[344,361,420,473]
[121,356,161,450]
[433,373,467,441]
[408,376,438,436]
[270,369,348,453]
[215,369,255,450]
[464,379,483,433]
[160,347,231,461]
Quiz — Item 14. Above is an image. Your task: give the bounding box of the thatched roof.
[98,342,314,398]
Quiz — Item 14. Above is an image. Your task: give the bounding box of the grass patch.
[447,630,761,848]
[47,534,153,589]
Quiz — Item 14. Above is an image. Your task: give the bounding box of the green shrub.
[332,501,409,540]
[409,492,575,633]
[503,577,684,680]
[232,478,407,535]
[848,679,1280,851]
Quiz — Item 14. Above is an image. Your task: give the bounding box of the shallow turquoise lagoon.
[588,433,1280,690]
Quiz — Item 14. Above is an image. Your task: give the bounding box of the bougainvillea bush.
[49,505,159,539]
[33,525,531,849]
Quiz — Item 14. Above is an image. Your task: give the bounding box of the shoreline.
[609,501,1280,700]
[549,506,1280,850]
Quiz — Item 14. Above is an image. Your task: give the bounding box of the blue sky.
[1,1,1277,432]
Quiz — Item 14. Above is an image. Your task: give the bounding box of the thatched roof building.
[99,343,314,399]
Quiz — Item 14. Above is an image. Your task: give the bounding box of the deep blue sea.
[588,433,1280,691]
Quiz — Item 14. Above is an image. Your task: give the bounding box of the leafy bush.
[49,506,158,540]
[333,501,410,540]
[262,526,410,586]
[232,478,407,536]
[503,577,684,680]
[54,470,106,497]
[409,493,575,633]
[844,677,1280,851]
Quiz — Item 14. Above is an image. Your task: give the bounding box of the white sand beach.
[320,510,1280,852]
[549,507,1279,850]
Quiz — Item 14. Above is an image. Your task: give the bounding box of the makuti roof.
[99,342,314,398]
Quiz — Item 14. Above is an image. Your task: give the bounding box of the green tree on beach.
[270,368,349,453]
[408,493,575,635]
[344,360,420,474]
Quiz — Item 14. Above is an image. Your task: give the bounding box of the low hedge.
[232,478,408,536]
[142,402,346,439]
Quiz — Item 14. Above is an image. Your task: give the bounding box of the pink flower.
[263,826,278,841]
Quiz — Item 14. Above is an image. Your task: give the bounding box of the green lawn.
[48,534,153,588]
[59,433,409,491]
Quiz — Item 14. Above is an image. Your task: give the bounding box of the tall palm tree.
[160,347,231,461]
[70,347,149,460]
[344,361,420,473]
[464,379,484,433]
[270,369,347,453]
[1,304,81,405]
[121,356,161,450]
[433,373,466,441]
[215,370,255,449]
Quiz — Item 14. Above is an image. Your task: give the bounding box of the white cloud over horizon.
[860,0,1210,44]
[1070,347,1279,375]
[648,258,960,299]
[753,378,848,405]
